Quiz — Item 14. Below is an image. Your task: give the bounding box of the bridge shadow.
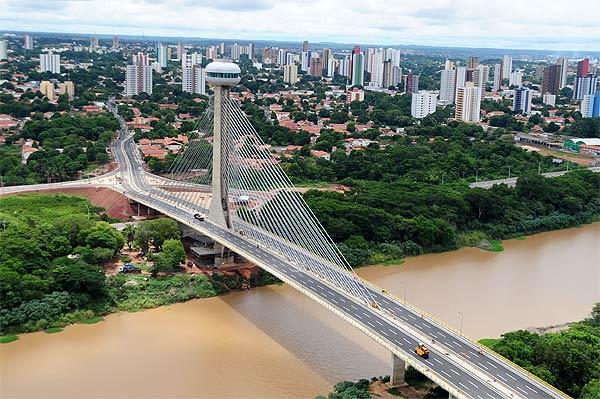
[218,284,389,385]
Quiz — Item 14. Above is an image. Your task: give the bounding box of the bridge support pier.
[390,354,406,386]
[213,242,235,267]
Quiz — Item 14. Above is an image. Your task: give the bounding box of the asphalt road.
[108,100,565,399]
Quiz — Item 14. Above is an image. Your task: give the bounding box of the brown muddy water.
[1,223,598,398]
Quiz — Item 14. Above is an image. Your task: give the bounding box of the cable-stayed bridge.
[104,61,570,399]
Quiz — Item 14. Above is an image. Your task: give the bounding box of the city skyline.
[2,0,599,52]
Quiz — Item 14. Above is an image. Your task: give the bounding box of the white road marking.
[516,386,529,395]
[507,373,517,381]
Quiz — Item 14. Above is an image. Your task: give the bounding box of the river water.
[1,223,598,398]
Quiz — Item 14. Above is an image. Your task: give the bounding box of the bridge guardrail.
[358,275,571,398]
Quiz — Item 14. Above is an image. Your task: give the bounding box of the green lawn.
[0,193,96,222]
[0,335,19,344]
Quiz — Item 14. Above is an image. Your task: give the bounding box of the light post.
[474,168,479,182]
[84,204,90,220]
[507,165,511,179]
[458,311,464,335]
[400,281,407,304]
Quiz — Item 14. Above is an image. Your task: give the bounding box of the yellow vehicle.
[370,301,380,309]
[381,289,388,294]
[415,344,430,359]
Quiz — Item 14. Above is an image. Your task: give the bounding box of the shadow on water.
[219,284,389,384]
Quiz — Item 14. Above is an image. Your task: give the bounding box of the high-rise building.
[301,51,310,72]
[543,93,556,106]
[309,57,323,77]
[467,56,479,69]
[125,53,153,96]
[501,56,512,81]
[594,92,600,118]
[472,65,487,91]
[40,51,60,73]
[322,48,332,76]
[411,90,438,118]
[440,67,457,104]
[207,46,217,61]
[339,57,351,78]
[455,82,482,122]
[580,94,595,118]
[24,34,34,50]
[218,43,225,55]
[39,81,55,100]
[493,63,501,91]
[382,61,393,88]
[556,57,568,88]
[283,63,299,84]
[444,60,455,70]
[369,50,385,88]
[534,65,545,81]
[230,43,241,60]
[58,81,75,99]
[574,74,598,101]
[156,43,168,68]
[455,66,467,100]
[351,46,364,87]
[247,42,255,60]
[302,41,309,52]
[112,36,120,49]
[182,52,205,94]
[577,58,590,78]
[176,43,185,61]
[90,37,99,49]
[404,72,419,94]
[0,40,7,60]
[509,70,523,87]
[542,64,562,95]
[513,87,533,115]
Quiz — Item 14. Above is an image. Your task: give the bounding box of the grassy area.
[44,327,64,334]
[109,274,222,312]
[486,239,504,252]
[80,317,104,325]
[478,338,500,348]
[514,235,528,240]
[0,335,19,344]
[0,193,99,222]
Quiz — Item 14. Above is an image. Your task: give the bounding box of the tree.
[51,257,107,302]
[122,224,136,250]
[134,218,180,252]
[580,380,600,399]
[151,238,185,275]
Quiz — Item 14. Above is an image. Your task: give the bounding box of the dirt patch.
[370,380,433,399]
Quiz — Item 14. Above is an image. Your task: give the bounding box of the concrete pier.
[390,354,406,386]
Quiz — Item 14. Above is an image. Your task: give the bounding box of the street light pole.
[400,281,407,304]
[458,311,464,335]
[85,204,90,220]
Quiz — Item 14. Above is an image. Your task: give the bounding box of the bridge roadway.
[108,103,566,399]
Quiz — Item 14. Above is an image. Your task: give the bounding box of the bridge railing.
[358,276,571,399]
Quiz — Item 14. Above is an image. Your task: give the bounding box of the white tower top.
[205,60,241,86]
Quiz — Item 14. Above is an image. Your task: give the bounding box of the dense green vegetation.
[0,194,280,336]
[0,194,120,333]
[305,169,599,266]
[0,114,118,186]
[481,304,600,398]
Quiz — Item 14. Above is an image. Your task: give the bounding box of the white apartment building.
[0,40,7,60]
[440,68,457,104]
[182,52,205,94]
[125,53,153,96]
[40,51,60,73]
[411,90,438,118]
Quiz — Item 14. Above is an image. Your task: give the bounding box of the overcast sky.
[2,0,599,51]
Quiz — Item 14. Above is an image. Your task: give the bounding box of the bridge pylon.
[205,60,241,229]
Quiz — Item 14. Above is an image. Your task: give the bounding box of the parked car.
[119,263,141,274]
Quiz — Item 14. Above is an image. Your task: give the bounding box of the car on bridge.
[194,213,206,221]
[415,344,430,359]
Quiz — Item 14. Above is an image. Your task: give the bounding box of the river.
[1,223,598,398]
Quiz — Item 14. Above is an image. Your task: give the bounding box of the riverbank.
[1,222,597,398]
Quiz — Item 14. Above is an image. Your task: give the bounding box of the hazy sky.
[2,0,599,51]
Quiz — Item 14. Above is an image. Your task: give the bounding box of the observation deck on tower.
[205,60,241,86]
